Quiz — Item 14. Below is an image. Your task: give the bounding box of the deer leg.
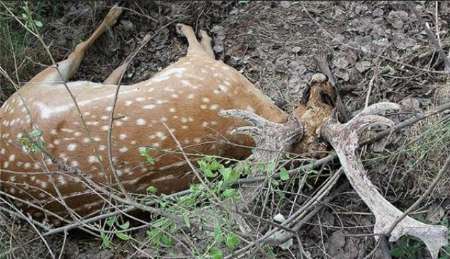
[104,32,154,85]
[176,24,211,58]
[26,5,123,86]
[199,29,215,59]
[103,63,129,85]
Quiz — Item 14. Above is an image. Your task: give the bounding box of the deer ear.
[320,90,336,106]
[301,84,311,104]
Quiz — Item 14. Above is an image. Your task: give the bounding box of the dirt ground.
[0,1,449,258]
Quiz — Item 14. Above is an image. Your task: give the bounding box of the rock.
[400,97,422,114]
[393,33,417,50]
[95,250,114,259]
[433,81,450,106]
[426,204,445,224]
[327,230,346,256]
[373,8,384,17]
[335,69,350,81]
[120,20,134,32]
[280,1,291,8]
[332,34,346,44]
[387,10,409,29]
[212,25,225,54]
[273,213,286,223]
[333,55,350,69]
[291,46,301,53]
[355,61,371,73]
[373,38,390,47]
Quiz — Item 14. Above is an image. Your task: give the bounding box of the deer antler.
[219,109,303,163]
[321,102,448,259]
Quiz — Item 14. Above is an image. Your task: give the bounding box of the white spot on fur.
[152,67,186,82]
[136,118,146,125]
[88,156,97,164]
[143,104,155,109]
[67,143,77,151]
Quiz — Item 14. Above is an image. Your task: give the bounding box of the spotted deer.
[0,5,336,221]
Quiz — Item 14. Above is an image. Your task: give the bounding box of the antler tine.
[219,109,271,128]
[219,109,303,160]
[230,126,261,138]
[355,102,401,118]
[348,115,395,137]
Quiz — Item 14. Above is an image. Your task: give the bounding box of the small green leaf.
[139,147,156,165]
[225,232,240,250]
[209,247,224,259]
[222,188,237,199]
[183,214,190,228]
[146,185,158,194]
[30,128,43,138]
[203,168,217,178]
[146,228,159,242]
[220,167,240,186]
[138,147,147,156]
[235,161,251,176]
[118,221,130,230]
[190,184,201,193]
[160,234,174,246]
[159,200,168,208]
[106,216,116,227]
[280,167,289,181]
[198,156,224,178]
[214,225,223,243]
[390,246,403,257]
[116,231,131,241]
[266,160,277,173]
[100,232,112,248]
[34,20,43,27]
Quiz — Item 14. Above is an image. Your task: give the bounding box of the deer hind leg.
[199,29,215,59]
[103,63,129,85]
[176,24,211,58]
[26,5,123,86]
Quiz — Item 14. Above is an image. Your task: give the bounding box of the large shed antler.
[321,102,448,259]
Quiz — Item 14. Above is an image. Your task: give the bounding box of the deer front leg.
[321,103,448,259]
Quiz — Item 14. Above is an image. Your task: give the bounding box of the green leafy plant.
[139,147,156,165]
[18,128,46,153]
[146,218,175,248]
[390,236,422,258]
[225,232,240,250]
[198,156,223,178]
[279,167,290,181]
[146,185,158,194]
[209,247,224,259]
[100,216,132,248]
[20,2,43,31]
